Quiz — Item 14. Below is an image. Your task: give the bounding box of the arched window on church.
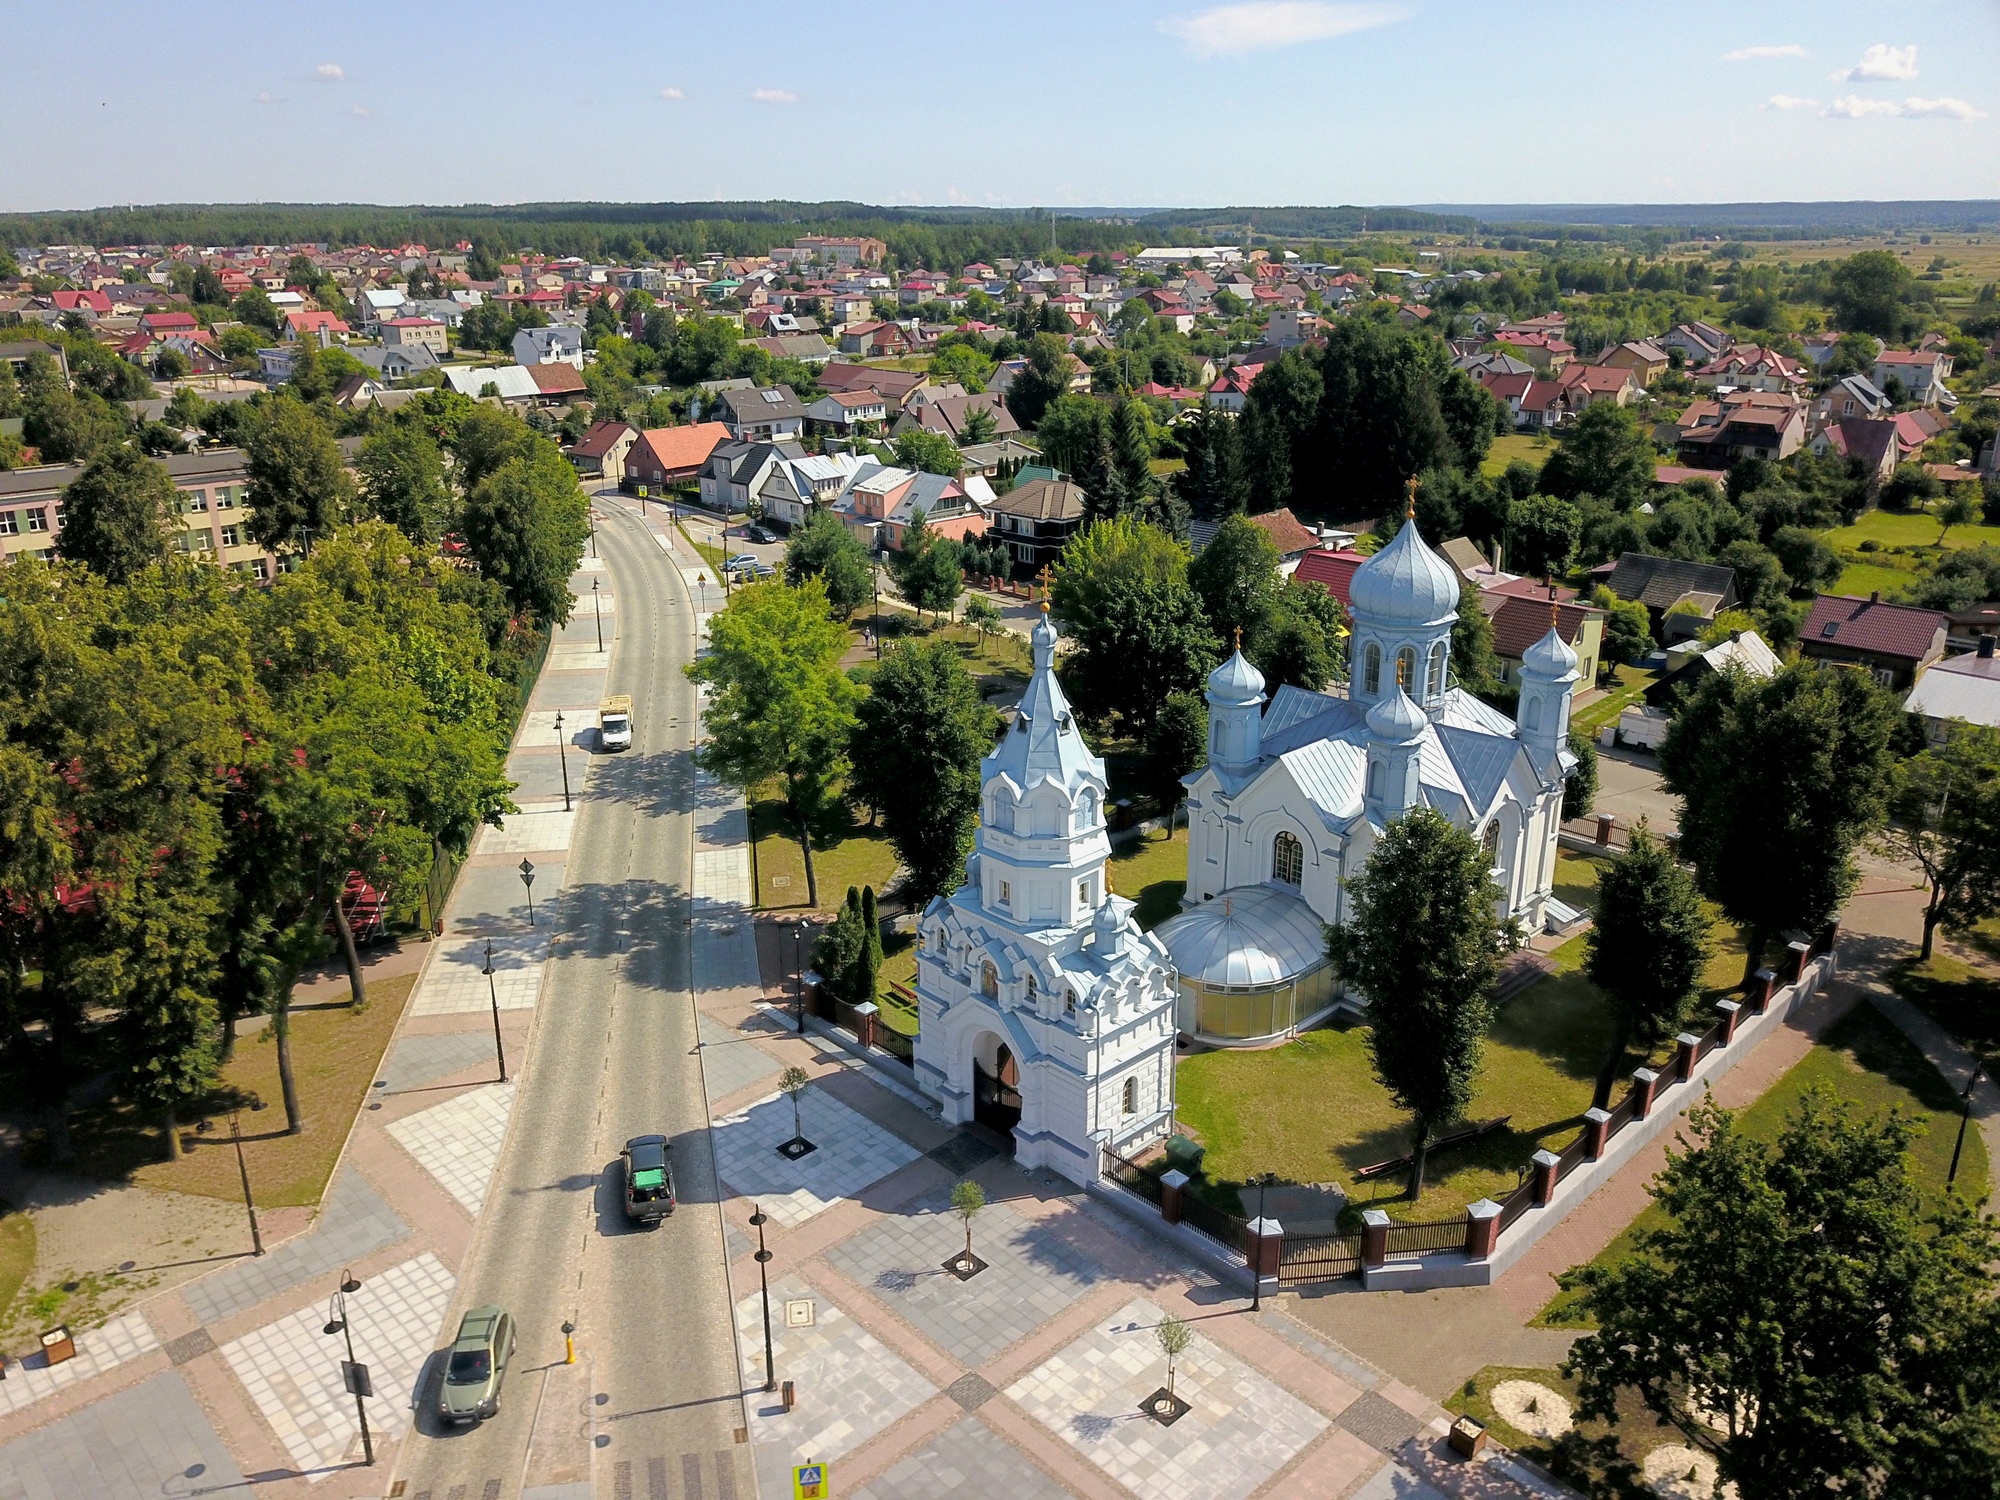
[980,961,998,999]
[1395,647,1416,693]
[1064,989,1077,1018]
[1367,759,1382,799]
[1427,643,1446,699]
[1077,788,1097,829]
[1481,820,1501,864]
[1122,1077,1138,1115]
[1272,830,1304,887]
[1364,642,1381,695]
[1524,694,1543,733]
[1026,975,1037,1004]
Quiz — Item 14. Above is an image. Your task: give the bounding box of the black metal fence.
[1103,1145,1165,1207]
[1383,1217,1470,1260]
[1279,1234,1362,1285]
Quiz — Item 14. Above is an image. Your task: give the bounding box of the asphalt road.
[391,498,753,1500]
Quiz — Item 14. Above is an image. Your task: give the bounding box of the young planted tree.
[950,1178,986,1272]
[1877,724,2000,961]
[1582,823,1712,1110]
[1329,808,1512,1196]
[1661,663,1899,983]
[848,639,991,903]
[687,578,858,909]
[779,1064,812,1143]
[1155,1314,1193,1401]
[1559,1090,2000,1500]
[962,595,1003,652]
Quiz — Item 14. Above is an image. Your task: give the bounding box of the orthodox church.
[1155,508,1581,1047]
[911,607,1179,1181]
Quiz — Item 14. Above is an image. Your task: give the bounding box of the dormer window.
[1064,990,1076,1018]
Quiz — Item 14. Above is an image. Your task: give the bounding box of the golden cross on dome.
[1547,575,1560,630]
[1405,474,1418,519]
[1234,624,1243,653]
[1038,562,1054,613]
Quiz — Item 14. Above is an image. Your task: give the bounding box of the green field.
[1480,432,1558,479]
[1823,507,2000,599]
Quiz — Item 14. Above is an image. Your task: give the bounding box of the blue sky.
[6,1,1998,213]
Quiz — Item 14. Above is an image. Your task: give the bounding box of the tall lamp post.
[554,710,572,812]
[592,577,604,653]
[794,920,809,1034]
[482,940,508,1083]
[750,1205,776,1392]
[1949,1064,1985,1188]
[231,1112,265,1257]
[520,858,536,926]
[322,1270,373,1467]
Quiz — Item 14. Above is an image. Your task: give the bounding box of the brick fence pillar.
[1632,1067,1660,1120]
[1246,1216,1284,1299]
[1360,1209,1390,1270]
[1788,939,1812,986]
[1583,1107,1612,1160]
[1465,1199,1503,1260]
[1818,921,1840,957]
[1531,1149,1561,1206]
[1715,999,1742,1046]
[1675,1032,1701,1082]
[1158,1168,1188,1226]
[1752,968,1778,1014]
[1595,812,1616,847]
[852,1001,878,1051]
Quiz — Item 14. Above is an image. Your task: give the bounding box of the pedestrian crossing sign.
[792,1461,828,1498]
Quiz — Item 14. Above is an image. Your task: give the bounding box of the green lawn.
[1109,827,1189,931]
[1831,559,1924,598]
[0,1200,34,1337]
[751,787,900,913]
[1891,951,2000,1076]
[1536,1000,1990,1327]
[1822,507,2000,600]
[1447,1362,1680,1498]
[877,931,919,1036]
[1174,924,1747,1223]
[1572,664,1659,737]
[1552,852,1610,914]
[1479,432,1557,479]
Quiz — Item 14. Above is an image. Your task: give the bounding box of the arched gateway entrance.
[971,1036,1021,1141]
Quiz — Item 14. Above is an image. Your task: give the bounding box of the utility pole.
[323,1272,373,1466]
[592,577,604,652]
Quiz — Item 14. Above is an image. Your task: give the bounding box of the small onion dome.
[1522,622,1579,678]
[1349,517,1461,625]
[1206,647,1266,705]
[1365,685,1428,743]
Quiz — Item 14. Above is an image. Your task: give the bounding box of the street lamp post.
[592,577,604,653]
[750,1205,776,1392]
[520,858,536,926]
[589,508,597,559]
[482,940,508,1083]
[231,1112,264,1257]
[1949,1064,1985,1188]
[554,711,572,813]
[872,570,881,660]
[322,1270,373,1466]
[794,921,808,1034]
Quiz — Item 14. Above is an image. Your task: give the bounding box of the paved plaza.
[182,1166,408,1327]
[710,1085,922,1226]
[0,1311,159,1420]
[410,931,550,1017]
[0,1372,246,1500]
[385,1080,516,1215]
[852,1416,1079,1500]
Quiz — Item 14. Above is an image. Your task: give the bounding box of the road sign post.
[792,1461,828,1499]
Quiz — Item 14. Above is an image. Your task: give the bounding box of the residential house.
[629,422,732,494]
[1491,329,1574,373]
[1595,340,1669,387]
[512,325,585,369]
[527,362,588,403]
[1206,362,1265,413]
[1810,416,1902,484]
[717,385,807,443]
[805,389,890,435]
[747,332,833,365]
[751,452,883,530]
[1595,553,1741,641]
[957,436,1045,479]
[565,420,640,485]
[1905,637,2000,743]
[1555,362,1639,412]
[1643,630,1780,710]
[698,439,802,512]
[356,287,408,328]
[381,317,448,353]
[355,343,441,382]
[284,309,350,344]
[138,310,199,340]
[1482,593,1604,689]
[1813,374,1893,425]
[981,476,1086,575]
[1440,536,1516,591]
[1672,391,1807,467]
[1800,592,1948,689]
[1289,547,1371,606]
[836,321,912,358]
[1693,346,1809,395]
[819,363,926,407]
[893,392,1019,444]
[0,341,67,383]
[1663,321,1731,365]
[1873,348,1955,408]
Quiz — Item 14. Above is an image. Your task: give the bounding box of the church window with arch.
[1064,989,1076,1018]
[1026,975,1037,1003]
[1524,694,1543,732]
[1396,646,1416,693]
[1363,642,1381,695]
[1427,643,1446,699]
[1122,1077,1138,1115]
[980,961,998,998]
[1272,830,1304,887]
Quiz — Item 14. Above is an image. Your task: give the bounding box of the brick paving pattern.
[0,1371,246,1500]
[0,1311,159,1419]
[852,1416,1078,1500]
[411,932,549,1017]
[1349,1462,1449,1500]
[378,1030,510,1093]
[698,1014,783,1099]
[182,1166,407,1327]
[826,1194,1107,1366]
[1004,1297,1330,1500]
[221,1251,456,1474]
[385,1080,516,1215]
[710,1086,921,1226]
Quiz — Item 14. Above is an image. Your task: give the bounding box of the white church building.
[1155,514,1581,1047]
[912,608,1179,1183]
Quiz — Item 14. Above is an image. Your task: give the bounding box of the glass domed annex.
[1154,883,1336,1044]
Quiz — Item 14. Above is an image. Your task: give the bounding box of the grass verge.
[0,1202,34,1337]
[751,786,899,914]
[1572,664,1658,737]
[1446,1363,1674,1499]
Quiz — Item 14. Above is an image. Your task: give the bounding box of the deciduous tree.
[459,443,591,623]
[245,393,356,553]
[1877,725,2000,961]
[56,444,180,581]
[783,508,874,620]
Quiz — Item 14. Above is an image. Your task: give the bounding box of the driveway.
[1564,743,1680,845]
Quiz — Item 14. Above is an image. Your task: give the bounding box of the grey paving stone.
[947,1372,997,1411]
[162,1328,214,1367]
[0,1371,246,1500]
[378,1030,508,1094]
[825,1193,1106,1367]
[852,1416,1073,1500]
[698,1014,783,1100]
[926,1132,1001,1176]
[183,1166,407,1327]
[1337,1390,1428,1453]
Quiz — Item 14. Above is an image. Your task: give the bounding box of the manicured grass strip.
[1572,664,1659,736]
[749,785,900,914]
[1478,432,1557,479]
[1109,828,1189,932]
[0,1201,35,1337]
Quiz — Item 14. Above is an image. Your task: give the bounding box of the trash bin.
[40,1326,75,1366]
[1448,1415,1488,1457]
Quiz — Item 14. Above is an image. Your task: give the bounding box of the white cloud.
[313,62,345,81]
[1762,94,1817,111]
[1826,95,1905,118]
[1161,1,1403,57]
[1903,96,1987,120]
[1722,44,1807,62]
[659,87,684,100]
[750,87,797,104]
[1834,43,1917,82]
[349,104,371,118]
[253,90,276,104]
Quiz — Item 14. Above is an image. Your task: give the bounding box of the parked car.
[621,1134,677,1223]
[440,1305,516,1425]
[725,553,775,579]
[747,525,777,544]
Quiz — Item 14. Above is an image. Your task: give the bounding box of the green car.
[440,1305,516,1425]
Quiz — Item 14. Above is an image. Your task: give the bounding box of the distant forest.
[4,198,1998,262]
